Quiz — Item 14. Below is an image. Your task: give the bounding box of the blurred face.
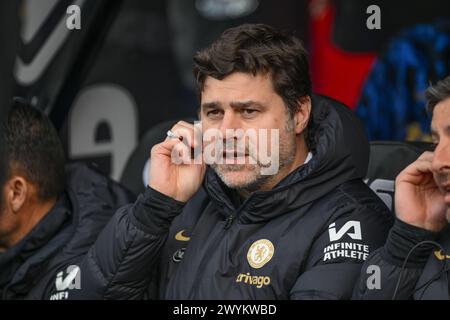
[0,184,5,219]
[200,72,310,194]
[0,171,58,251]
[431,97,450,220]
[0,177,19,251]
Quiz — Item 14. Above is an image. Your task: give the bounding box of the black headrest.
[366,141,434,212]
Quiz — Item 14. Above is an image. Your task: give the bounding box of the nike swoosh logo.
[175,230,191,242]
[434,250,450,261]
[15,0,85,85]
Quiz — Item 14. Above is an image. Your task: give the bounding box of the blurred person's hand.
[395,151,448,232]
[149,121,206,202]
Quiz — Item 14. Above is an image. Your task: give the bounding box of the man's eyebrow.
[201,101,221,109]
[229,101,267,109]
[431,125,450,137]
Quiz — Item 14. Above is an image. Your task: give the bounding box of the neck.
[0,197,56,251]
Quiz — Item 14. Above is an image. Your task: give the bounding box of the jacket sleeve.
[352,219,438,300]
[69,187,185,300]
[289,202,393,300]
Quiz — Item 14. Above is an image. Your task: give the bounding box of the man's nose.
[219,112,241,137]
[431,140,450,173]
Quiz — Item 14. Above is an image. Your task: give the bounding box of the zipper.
[224,214,234,230]
[187,214,235,298]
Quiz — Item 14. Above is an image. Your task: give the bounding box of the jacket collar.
[0,194,71,297]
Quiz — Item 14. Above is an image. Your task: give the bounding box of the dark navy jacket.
[64,95,394,300]
[0,164,134,299]
[354,219,450,300]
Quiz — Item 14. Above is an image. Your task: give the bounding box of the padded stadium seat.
[365,141,434,213]
[120,118,195,196]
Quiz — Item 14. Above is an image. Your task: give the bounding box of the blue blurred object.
[356,21,450,141]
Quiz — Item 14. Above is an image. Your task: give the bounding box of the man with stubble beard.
[354,75,450,300]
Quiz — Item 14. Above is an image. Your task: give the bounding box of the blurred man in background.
[0,101,134,299]
[354,76,450,300]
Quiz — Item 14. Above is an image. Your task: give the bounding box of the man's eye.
[242,109,258,116]
[431,136,439,145]
[207,110,222,118]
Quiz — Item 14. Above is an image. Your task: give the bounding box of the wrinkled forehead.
[201,73,277,104]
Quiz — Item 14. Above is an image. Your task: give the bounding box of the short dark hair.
[194,23,312,115]
[193,23,313,149]
[426,75,450,114]
[1,100,65,201]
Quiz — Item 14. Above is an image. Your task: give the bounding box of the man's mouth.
[223,150,248,158]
